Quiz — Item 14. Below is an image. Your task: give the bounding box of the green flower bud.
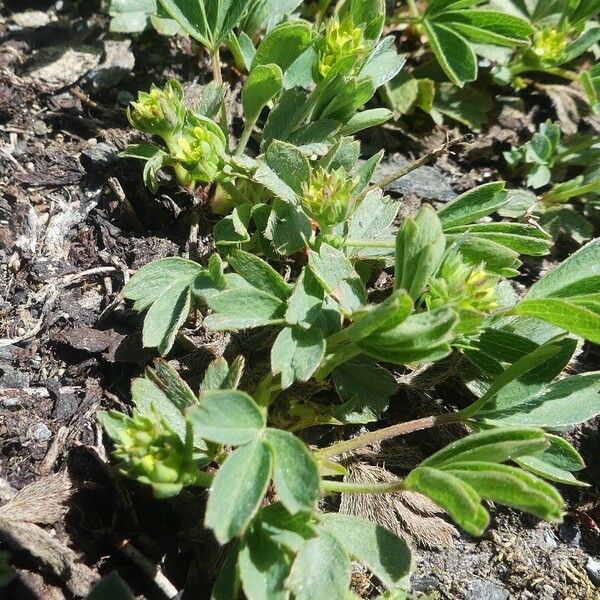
[100,409,197,498]
[317,16,367,79]
[532,28,568,64]
[301,167,356,229]
[127,80,186,138]
[172,119,226,184]
[425,251,498,333]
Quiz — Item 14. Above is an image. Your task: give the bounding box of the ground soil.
[0,1,599,599]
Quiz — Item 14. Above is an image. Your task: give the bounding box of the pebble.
[586,556,600,586]
[466,579,510,600]
[30,422,52,442]
[558,521,581,547]
[33,119,48,136]
[80,142,117,173]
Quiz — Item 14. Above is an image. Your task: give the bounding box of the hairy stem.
[321,478,405,495]
[343,238,395,249]
[211,50,229,145]
[316,413,460,460]
[235,116,258,156]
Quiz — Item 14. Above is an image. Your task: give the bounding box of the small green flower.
[317,16,367,79]
[301,167,356,229]
[172,120,226,184]
[127,80,186,138]
[532,28,568,64]
[100,409,197,498]
[425,251,498,334]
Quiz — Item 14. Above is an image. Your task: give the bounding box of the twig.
[115,538,179,599]
[69,87,120,116]
[107,177,144,233]
[359,133,475,201]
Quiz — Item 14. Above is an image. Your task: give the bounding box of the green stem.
[343,238,395,249]
[510,63,578,82]
[314,342,361,381]
[235,116,258,157]
[321,478,405,495]
[316,413,460,460]
[407,0,420,19]
[211,49,229,145]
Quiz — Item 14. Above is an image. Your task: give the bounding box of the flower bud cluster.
[317,17,367,79]
[301,167,356,229]
[107,410,198,498]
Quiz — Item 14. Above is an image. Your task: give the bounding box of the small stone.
[117,90,134,107]
[30,422,52,442]
[80,142,117,173]
[559,521,581,547]
[466,579,510,600]
[11,11,51,28]
[33,119,48,136]
[586,556,600,585]
[88,40,135,91]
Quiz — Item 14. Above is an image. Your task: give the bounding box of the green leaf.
[260,503,317,552]
[347,289,413,343]
[206,0,253,46]
[527,239,600,299]
[358,37,406,88]
[437,10,533,47]
[340,108,392,136]
[205,439,272,543]
[242,64,284,122]
[432,82,493,130]
[394,204,446,300]
[321,514,413,592]
[265,429,320,513]
[285,268,324,328]
[254,164,298,204]
[188,389,265,445]
[252,21,315,72]
[351,0,385,40]
[357,306,457,365]
[437,182,507,229]
[332,358,398,424]
[214,205,252,247]
[419,427,548,468]
[308,244,367,315]
[287,532,351,600]
[346,190,400,259]
[460,339,570,417]
[444,462,563,522]
[204,288,286,330]
[147,359,199,410]
[515,299,600,343]
[131,377,187,441]
[559,26,600,65]
[265,141,312,195]
[422,21,477,86]
[239,523,290,600]
[404,467,489,536]
[202,356,245,391]
[228,249,291,300]
[142,277,191,355]
[158,0,211,47]
[265,199,312,255]
[481,371,600,428]
[271,326,326,390]
[212,543,241,600]
[516,434,587,487]
[88,572,134,600]
[444,223,552,256]
[123,257,203,312]
[450,236,521,277]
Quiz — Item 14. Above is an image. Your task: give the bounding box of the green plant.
[503,120,600,242]
[100,1,600,597]
[491,0,600,87]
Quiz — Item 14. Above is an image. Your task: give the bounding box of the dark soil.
[0,1,599,599]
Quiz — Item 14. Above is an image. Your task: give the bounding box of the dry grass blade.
[0,473,72,524]
[339,463,458,550]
